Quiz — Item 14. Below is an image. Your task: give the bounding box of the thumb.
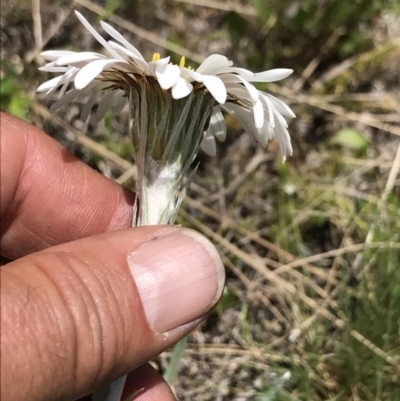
[1,226,225,401]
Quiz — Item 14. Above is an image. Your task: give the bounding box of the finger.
[0,112,135,260]
[122,364,176,401]
[1,226,225,401]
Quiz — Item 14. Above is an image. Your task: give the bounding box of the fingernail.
[128,229,225,333]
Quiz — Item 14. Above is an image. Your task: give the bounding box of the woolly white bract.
[38,11,294,160]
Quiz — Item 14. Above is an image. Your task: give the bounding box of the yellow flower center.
[152,52,161,62]
[152,53,194,70]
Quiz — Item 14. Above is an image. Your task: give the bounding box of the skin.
[0,113,221,401]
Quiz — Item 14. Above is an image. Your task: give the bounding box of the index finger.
[0,112,135,260]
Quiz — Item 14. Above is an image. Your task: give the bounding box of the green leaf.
[0,78,14,96]
[215,287,237,314]
[8,94,31,119]
[163,336,188,385]
[331,128,369,150]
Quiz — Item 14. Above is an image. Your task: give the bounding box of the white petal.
[179,67,192,80]
[186,69,204,82]
[237,78,259,102]
[225,67,254,76]
[107,41,131,60]
[171,77,193,99]
[253,98,264,129]
[40,50,76,61]
[225,84,262,127]
[200,131,217,156]
[274,122,293,161]
[155,63,180,90]
[251,120,269,147]
[221,74,259,101]
[108,41,149,72]
[258,121,274,146]
[263,93,296,118]
[219,74,244,84]
[41,61,58,69]
[100,20,145,61]
[226,84,252,100]
[268,105,293,160]
[148,58,171,75]
[59,69,77,97]
[265,123,276,141]
[203,75,227,104]
[197,54,233,75]
[81,92,99,121]
[211,66,253,76]
[222,103,260,143]
[74,59,123,89]
[74,11,122,60]
[246,69,293,83]
[259,93,275,128]
[148,62,157,76]
[157,56,171,65]
[51,89,82,110]
[37,76,63,92]
[96,90,116,121]
[39,66,69,73]
[111,92,127,113]
[56,52,106,66]
[207,107,226,141]
[217,68,293,83]
[273,107,289,128]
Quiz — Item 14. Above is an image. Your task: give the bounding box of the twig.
[185,343,292,363]
[173,0,257,17]
[32,0,43,51]
[272,241,400,277]
[366,140,400,243]
[115,164,137,184]
[26,5,74,63]
[380,141,400,202]
[314,92,398,105]
[326,113,400,123]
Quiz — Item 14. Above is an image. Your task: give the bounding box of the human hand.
[0,113,225,401]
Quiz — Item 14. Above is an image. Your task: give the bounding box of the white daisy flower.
[38,11,295,161]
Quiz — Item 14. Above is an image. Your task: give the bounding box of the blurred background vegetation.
[1,0,400,400]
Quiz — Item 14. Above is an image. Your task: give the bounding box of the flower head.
[38,11,295,160]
